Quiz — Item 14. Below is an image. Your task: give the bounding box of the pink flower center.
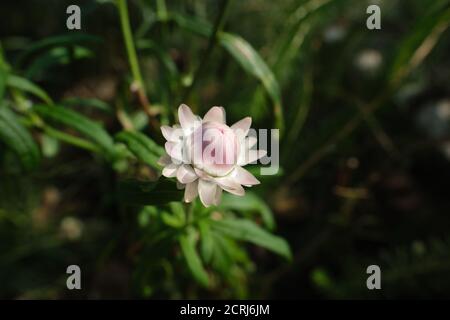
[190,121,238,176]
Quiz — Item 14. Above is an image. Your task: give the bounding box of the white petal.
[165,141,183,160]
[215,176,245,196]
[231,117,251,137]
[178,104,198,130]
[203,106,225,123]
[198,180,218,207]
[176,164,197,184]
[161,125,173,141]
[246,136,257,149]
[162,163,178,177]
[214,187,223,205]
[157,154,171,166]
[232,166,260,186]
[238,149,267,166]
[184,180,199,203]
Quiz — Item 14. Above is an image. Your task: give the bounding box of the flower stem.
[117,0,156,122]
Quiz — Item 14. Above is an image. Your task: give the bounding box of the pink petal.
[184,180,199,203]
[203,106,225,123]
[176,165,197,184]
[198,180,218,207]
[178,104,198,130]
[233,166,260,186]
[162,163,178,177]
[231,117,251,136]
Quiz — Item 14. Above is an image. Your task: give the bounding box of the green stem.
[117,0,156,121]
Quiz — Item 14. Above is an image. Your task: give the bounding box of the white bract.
[158,104,266,207]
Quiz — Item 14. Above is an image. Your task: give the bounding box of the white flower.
[158,104,266,207]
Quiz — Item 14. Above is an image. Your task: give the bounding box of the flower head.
[158,104,266,207]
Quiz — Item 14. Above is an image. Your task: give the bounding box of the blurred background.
[1,0,450,299]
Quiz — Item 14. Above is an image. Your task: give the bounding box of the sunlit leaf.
[115,130,164,168]
[7,75,52,104]
[33,104,115,156]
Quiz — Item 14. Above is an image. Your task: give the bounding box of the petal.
[184,180,199,203]
[232,166,260,186]
[178,104,198,130]
[214,187,223,205]
[238,149,267,166]
[231,117,251,137]
[203,106,226,123]
[198,180,218,207]
[215,176,245,196]
[161,125,173,141]
[176,164,198,184]
[162,163,178,177]
[165,141,183,161]
[158,154,171,166]
[246,136,257,149]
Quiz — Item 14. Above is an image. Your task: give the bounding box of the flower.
[158,104,266,207]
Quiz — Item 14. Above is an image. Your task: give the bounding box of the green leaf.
[62,97,112,113]
[6,75,52,104]
[0,68,7,100]
[117,178,183,206]
[115,130,164,168]
[389,3,450,84]
[220,192,275,230]
[0,106,40,170]
[179,231,209,287]
[218,32,284,133]
[199,219,215,264]
[211,218,292,260]
[16,33,101,68]
[33,104,115,156]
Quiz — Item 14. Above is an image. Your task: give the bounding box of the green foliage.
[0,106,40,170]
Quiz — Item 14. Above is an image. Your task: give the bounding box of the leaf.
[115,130,164,168]
[117,178,183,206]
[218,32,284,133]
[6,75,52,104]
[0,68,7,100]
[16,33,101,68]
[198,219,215,264]
[179,231,209,287]
[0,106,40,170]
[389,3,450,84]
[211,218,292,260]
[33,104,115,156]
[62,97,112,113]
[220,192,275,230]
[165,13,284,133]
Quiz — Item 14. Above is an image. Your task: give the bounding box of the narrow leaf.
[179,232,210,287]
[33,104,115,155]
[115,130,164,168]
[0,106,40,170]
[7,75,52,104]
[211,218,292,260]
